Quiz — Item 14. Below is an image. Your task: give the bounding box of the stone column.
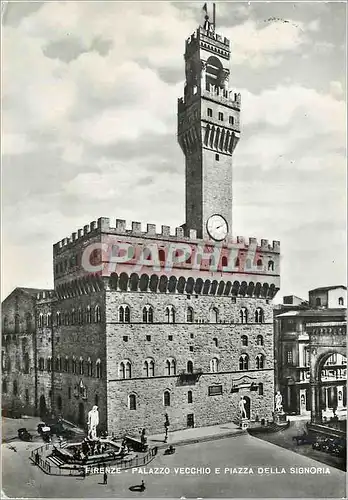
[310,382,321,423]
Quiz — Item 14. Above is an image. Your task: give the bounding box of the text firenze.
[82,241,263,274]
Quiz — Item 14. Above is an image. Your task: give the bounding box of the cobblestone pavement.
[2,431,345,498]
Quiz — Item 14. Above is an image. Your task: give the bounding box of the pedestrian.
[103,470,108,485]
[140,480,145,491]
[164,413,170,443]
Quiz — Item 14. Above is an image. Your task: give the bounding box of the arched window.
[119,306,125,323]
[64,357,69,373]
[241,335,248,346]
[64,312,70,326]
[187,307,194,323]
[268,260,274,271]
[55,356,62,372]
[87,358,92,376]
[210,307,219,323]
[255,308,264,323]
[95,305,101,323]
[124,306,130,323]
[79,357,84,375]
[78,308,83,324]
[71,309,76,325]
[338,297,344,306]
[23,352,30,373]
[257,259,263,269]
[165,306,175,323]
[163,390,171,407]
[72,357,77,374]
[143,359,155,377]
[13,380,18,396]
[221,256,228,268]
[187,360,193,374]
[39,357,45,371]
[188,390,193,403]
[239,354,249,370]
[39,313,43,328]
[159,249,166,262]
[165,358,176,376]
[86,306,92,323]
[96,359,102,378]
[213,337,218,347]
[210,357,219,372]
[316,297,321,307]
[245,259,252,269]
[240,308,248,323]
[47,313,52,327]
[257,334,264,346]
[47,357,52,372]
[119,360,132,379]
[256,354,264,370]
[56,312,61,326]
[143,305,154,323]
[129,394,136,410]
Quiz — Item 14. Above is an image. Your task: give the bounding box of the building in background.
[274,286,347,417]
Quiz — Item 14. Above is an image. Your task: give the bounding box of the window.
[258,383,264,395]
[146,335,151,341]
[86,306,92,323]
[239,354,249,370]
[39,313,43,328]
[95,305,101,323]
[208,385,223,396]
[187,307,194,323]
[87,358,92,376]
[229,116,234,125]
[218,112,223,121]
[2,379,7,393]
[119,361,132,379]
[286,350,293,364]
[13,380,18,396]
[215,154,220,161]
[56,312,61,326]
[39,357,45,371]
[123,336,128,342]
[190,333,194,338]
[119,305,130,323]
[96,359,102,378]
[268,260,274,271]
[71,310,76,325]
[210,307,219,323]
[168,335,173,341]
[213,337,218,347]
[159,249,166,262]
[338,297,344,306]
[23,352,30,373]
[187,360,193,374]
[165,306,175,324]
[257,259,263,269]
[207,108,213,117]
[129,394,136,410]
[256,335,264,346]
[256,354,264,370]
[72,357,77,374]
[241,335,248,346]
[163,390,171,407]
[64,357,69,373]
[188,391,193,403]
[255,308,264,324]
[79,357,84,375]
[25,389,29,404]
[47,357,52,372]
[165,358,176,376]
[189,346,194,352]
[240,308,248,324]
[221,256,228,268]
[315,297,321,307]
[95,394,99,406]
[143,306,154,323]
[55,356,62,372]
[68,387,71,399]
[245,259,251,269]
[78,308,83,324]
[210,357,219,372]
[143,359,155,377]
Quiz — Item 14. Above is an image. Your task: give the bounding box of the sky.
[2,1,347,301]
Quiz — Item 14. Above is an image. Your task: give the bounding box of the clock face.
[206,214,228,241]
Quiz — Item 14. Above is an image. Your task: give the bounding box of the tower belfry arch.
[307,321,347,423]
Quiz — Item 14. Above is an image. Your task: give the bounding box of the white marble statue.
[239,397,247,419]
[275,391,283,412]
[87,405,99,440]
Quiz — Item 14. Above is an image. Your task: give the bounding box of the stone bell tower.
[178,12,241,240]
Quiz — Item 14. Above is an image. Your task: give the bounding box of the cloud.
[2,133,37,155]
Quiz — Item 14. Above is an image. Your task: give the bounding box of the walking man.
[103,469,108,485]
[164,413,170,443]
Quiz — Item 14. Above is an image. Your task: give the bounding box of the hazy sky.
[2,1,346,301]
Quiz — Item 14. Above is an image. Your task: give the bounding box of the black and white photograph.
[1,1,346,498]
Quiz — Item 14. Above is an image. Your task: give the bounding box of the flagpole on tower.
[213,3,216,28]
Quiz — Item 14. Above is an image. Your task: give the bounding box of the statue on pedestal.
[87,405,99,440]
[239,397,247,419]
[275,391,283,412]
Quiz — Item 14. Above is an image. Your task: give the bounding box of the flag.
[203,3,207,13]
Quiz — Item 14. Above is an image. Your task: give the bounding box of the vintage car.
[18,428,33,441]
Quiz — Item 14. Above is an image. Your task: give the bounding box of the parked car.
[18,428,33,441]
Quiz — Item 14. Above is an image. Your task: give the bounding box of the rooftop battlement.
[178,88,241,111]
[186,27,230,49]
[53,217,280,256]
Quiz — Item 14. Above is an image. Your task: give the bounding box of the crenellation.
[83,224,89,235]
[237,236,245,244]
[77,229,83,238]
[189,229,197,239]
[249,237,257,246]
[261,239,269,248]
[272,240,280,251]
[90,221,97,231]
[71,232,77,242]
[147,223,156,235]
[97,217,110,231]
[116,219,126,232]
[132,221,142,233]
[175,227,184,238]
[161,225,171,237]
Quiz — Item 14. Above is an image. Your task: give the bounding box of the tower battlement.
[53,217,280,256]
[185,27,230,60]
